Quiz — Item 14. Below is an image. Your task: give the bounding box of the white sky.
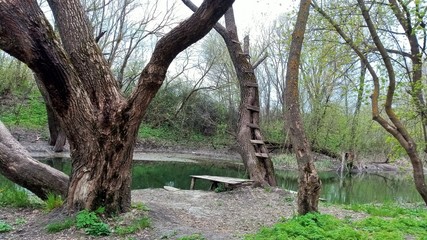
[175,0,298,36]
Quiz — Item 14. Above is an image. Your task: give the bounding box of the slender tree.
[312,0,427,205]
[285,0,322,214]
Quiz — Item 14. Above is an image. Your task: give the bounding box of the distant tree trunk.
[183,1,276,186]
[284,0,321,214]
[0,121,68,199]
[0,0,234,215]
[35,76,66,152]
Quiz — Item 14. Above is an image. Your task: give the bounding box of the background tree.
[285,0,322,214]
[0,0,234,215]
[184,0,276,186]
[312,0,427,205]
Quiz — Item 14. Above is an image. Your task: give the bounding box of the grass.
[46,218,74,233]
[44,193,64,211]
[114,216,150,235]
[0,91,47,129]
[0,181,42,208]
[246,203,427,240]
[0,220,12,233]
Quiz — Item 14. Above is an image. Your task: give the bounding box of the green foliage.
[246,213,363,240]
[0,220,12,233]
[46,218,74,233]
[114,216,150,235]
[76,209,111,236]
[0,90,47,129]
[132,202,150,211]
[44,193,63,211]
[0,181,38,208]
[247,204,427,240]
[178,233,206,240]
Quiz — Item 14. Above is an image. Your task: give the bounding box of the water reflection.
[38,158,422,204]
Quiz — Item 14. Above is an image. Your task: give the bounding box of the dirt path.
[0,187,368,240]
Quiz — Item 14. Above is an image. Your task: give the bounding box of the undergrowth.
[45,205,151,237]
[246,203,427,240]
[0,221,12,233]
[0,181,42,208]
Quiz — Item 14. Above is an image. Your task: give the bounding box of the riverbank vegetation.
[247,203,427,240]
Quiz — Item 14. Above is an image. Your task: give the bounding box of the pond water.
[11,157,425,205]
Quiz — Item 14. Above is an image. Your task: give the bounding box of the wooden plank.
[246,105,260,112]
[247,123,259,129]
[255,153,269,158]
[190,175,253,185]
[250,139,264,145]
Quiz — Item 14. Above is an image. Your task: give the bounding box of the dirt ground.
[0,128,371,239]
[0,187,369,240]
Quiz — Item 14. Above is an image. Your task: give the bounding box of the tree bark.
[0,121,68,199]
[182,1,276,186]
[0,0,235,214]
[284,0,321,215]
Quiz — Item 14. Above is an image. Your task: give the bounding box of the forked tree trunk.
[183,1,276,186]
[285,0,321,214]
[0,0,235,215]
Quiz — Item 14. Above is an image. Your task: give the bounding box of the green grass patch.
[44,193,64,211]
[0,220,12,233]
[114,216,150,235]
[0,91,47,129]
[178,233,206,240]
[246,203,427,240]
[46,218,74,233]
[0,181,41,208]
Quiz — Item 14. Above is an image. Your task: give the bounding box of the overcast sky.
[175,0,298,35]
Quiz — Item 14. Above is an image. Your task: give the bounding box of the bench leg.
[209,181,219,191]
[190,178,196,190]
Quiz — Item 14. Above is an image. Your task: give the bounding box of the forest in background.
[1,0,420,163]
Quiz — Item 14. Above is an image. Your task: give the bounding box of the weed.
[0,221,12,233]
[76,209,111,236]
[14,217,26,225]
[46,218,74,233]
[178,233,206,240]
[0,181,38,208]
[114,216,150,235]
[132,202,149,211]
[44,193,63,211]
[246,203,427,240]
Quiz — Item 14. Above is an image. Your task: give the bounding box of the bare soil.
[0,127,371,240]
[0,187,368,240]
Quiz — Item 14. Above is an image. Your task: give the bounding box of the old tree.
[0,0,234,214]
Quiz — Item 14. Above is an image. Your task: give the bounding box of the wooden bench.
[190,175,254,190]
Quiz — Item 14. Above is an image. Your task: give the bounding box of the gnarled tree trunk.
[0,0,234,214]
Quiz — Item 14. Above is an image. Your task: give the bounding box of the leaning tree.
[0,0,234,214]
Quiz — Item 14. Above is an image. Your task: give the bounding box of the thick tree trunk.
[0,0,234,215]
[0,121,68,199]
[285,0,321,214]
[66,117,138,213]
